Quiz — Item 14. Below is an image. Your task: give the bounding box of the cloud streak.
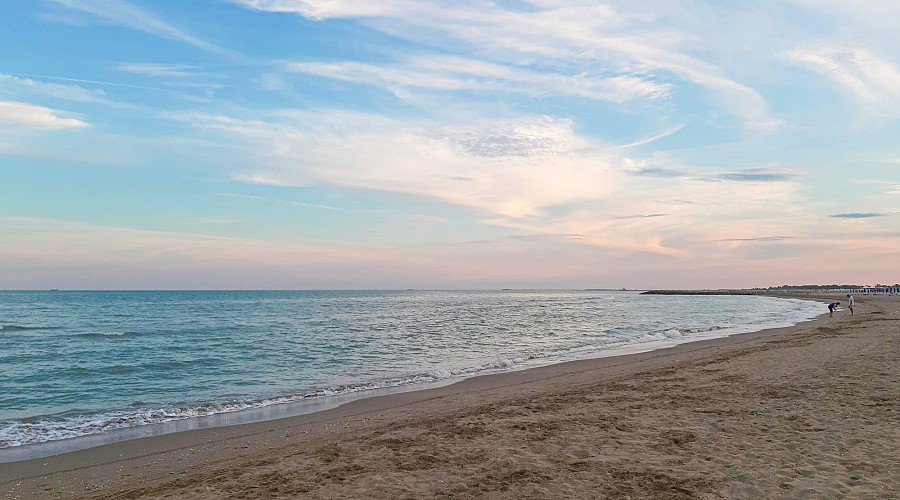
[716,236,794,242]
[631,165,795,183]
[219,192,343,211]
[829,212,892,219]
[233,0,414,19]
[115,63,200,79]
[2,72,162,91]
[285,55,671,104]
[50,0,238,58]
[0,74,113,104]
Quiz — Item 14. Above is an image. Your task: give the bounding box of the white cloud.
[174,109,621,218]
[0,101,89,129]
[166,107,810,257]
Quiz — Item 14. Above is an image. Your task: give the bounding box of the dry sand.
[1,294,898,499]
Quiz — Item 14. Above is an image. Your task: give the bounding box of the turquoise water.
[0,290,821,451]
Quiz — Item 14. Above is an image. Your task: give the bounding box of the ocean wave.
[0,396,299,448]
[0,325,50,332]
[0,364,523,448]
[75,332,140,339]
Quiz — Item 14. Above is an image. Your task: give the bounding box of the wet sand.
[2,294,898,499]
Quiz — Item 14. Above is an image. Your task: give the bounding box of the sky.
[1,0,898,290]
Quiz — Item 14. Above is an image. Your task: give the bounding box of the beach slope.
[2,295,898,498]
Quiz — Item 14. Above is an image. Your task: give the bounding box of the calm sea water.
[0,290,821,453]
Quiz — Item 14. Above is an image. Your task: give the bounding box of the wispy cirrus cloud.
[0,101,89,129]
[1,72,162,91]
[115,63,200,79]
[784,44,900,126]
[785,47,900,113]
[49,0,239,58]
[219,192,342,211]
[0,74,111,104]
[285,55,671,104]
[114,63,224,97]
[238,0,778,130]
[619,122,688,149]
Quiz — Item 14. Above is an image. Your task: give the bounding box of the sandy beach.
[1,294,897,499]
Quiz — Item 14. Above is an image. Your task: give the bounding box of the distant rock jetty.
[641,289,760,295]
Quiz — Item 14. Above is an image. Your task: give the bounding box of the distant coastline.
[643,284,899,296]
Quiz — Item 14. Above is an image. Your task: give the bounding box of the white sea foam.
[75,331,139,339]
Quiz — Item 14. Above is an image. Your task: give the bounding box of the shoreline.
[0,293,821,462]
[3,294,897,498]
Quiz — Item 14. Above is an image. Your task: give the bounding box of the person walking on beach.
[828,301,840,317]
[846,294,854,316]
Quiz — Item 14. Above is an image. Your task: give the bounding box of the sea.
[0,290,822,460]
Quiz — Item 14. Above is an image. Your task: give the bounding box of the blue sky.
[1,0,898,289]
